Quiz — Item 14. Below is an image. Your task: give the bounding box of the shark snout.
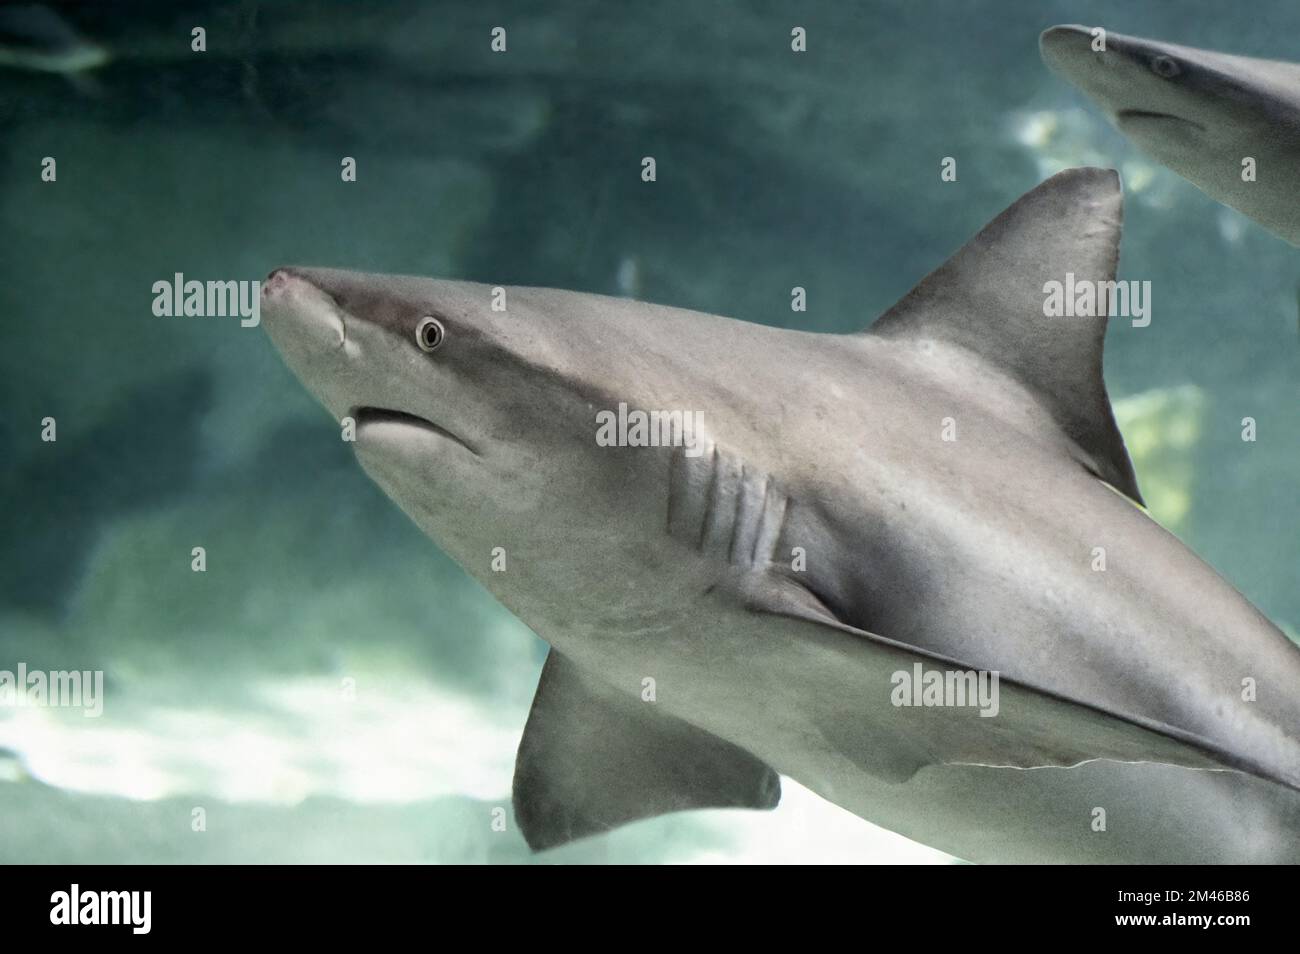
[262,267,329,314]
[260,266,358,420]
[1039,24,1093,60]
[1040,24,1133,93]
[261,267,295,299]
[261,267,308,308]
[261,267,348,349]
[1040,24,1117,79]
[1041,25,1138,114]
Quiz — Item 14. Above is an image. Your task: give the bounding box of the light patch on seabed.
[683,781,954,864]
[0,674,520,804]
[0,672,952,862]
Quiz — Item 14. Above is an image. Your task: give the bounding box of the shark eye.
[415,316,445,352]
[1150,55,1180,78]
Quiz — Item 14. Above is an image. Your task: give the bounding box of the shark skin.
[1041,24,1300,246]
[261,168,1300,863]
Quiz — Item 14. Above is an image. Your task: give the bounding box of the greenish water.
[1,0,1295,863]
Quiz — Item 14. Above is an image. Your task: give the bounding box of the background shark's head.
[261,267,718,640]
[1040,24,1300,173]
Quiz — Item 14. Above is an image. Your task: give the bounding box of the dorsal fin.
[868,167,1142,504]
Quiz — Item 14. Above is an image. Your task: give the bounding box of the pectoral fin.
[512,650,780,851]
[760,591,1253,785]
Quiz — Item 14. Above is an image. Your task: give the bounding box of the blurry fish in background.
[0,1,557,173]
[0,3,107,74]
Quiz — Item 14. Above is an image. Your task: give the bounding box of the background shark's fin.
[512,650,780,850]
[867,167,1142,504]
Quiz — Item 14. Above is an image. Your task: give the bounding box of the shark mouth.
[352,406,478,455]
[1115,108,1206,132]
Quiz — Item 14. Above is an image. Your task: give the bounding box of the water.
[1,0,1295,863]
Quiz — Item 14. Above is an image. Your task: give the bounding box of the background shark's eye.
[415,316,445,352]
[1150,55,1180,78]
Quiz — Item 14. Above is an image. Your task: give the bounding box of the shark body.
[1042,24,1300,245]
[262,169,1300,862]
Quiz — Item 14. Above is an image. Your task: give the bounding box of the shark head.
[260,267,723,641]
[1042,25,1300,151]
[1041,25,1300,243]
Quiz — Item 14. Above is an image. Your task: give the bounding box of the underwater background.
[1,0,1296,863]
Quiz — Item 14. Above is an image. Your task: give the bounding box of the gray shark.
[261,168,1300,863]
[1041,24,1300,245]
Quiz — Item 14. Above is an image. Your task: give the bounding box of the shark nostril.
[263,269,290,296]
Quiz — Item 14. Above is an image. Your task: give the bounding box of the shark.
[261,168,1300,863]
[1041,24,1300,246]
